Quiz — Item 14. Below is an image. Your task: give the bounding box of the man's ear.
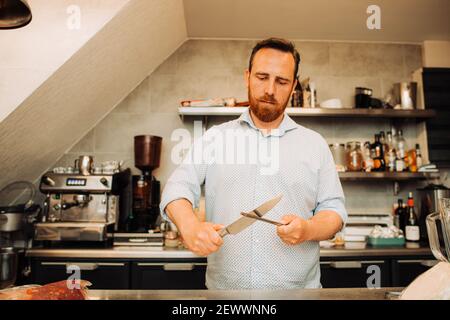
[245,69,250,89]
[291,78,298,95]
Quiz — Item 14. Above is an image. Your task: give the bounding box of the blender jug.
[426,198,450,262]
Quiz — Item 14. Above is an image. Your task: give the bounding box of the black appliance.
[118,135,162,232]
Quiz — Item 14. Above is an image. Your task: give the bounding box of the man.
[160,38,347,289]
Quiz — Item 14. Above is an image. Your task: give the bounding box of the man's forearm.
[166,198,199,232]
[305,210,343,241]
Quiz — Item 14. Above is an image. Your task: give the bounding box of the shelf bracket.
[393,181,400,196]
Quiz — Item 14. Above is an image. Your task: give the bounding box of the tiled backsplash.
[55,39,439,215]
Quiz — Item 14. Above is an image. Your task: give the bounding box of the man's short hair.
[248,38,301,79]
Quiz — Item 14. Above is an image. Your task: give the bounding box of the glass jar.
[329,143,347,172]
[346,141,363,171]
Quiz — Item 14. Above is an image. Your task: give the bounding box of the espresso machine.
[34,168,130,247]
[117,135,162,233]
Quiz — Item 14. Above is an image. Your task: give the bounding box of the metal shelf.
[178,107,436,119]
[338,172,440,181]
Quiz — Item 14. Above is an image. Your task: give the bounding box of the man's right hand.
[180,221,224,257]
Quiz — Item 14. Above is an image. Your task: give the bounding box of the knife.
[218,195,282,237]
[240,212,287,226]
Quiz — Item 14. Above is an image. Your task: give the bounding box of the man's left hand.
[276,214,311,245]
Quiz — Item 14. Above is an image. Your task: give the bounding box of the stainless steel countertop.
[26,246,201,259]
[26,242,432,259]
[87,287,404,300]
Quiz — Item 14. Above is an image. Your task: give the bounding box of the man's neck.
[249,110,285,133]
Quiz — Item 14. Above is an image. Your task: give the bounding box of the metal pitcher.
[74,156,94,176]
[426,198,450,262]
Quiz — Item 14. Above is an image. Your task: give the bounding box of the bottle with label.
[379,131,388,159]
[405,192,420,242]
[395,156,405,172]
[396,129,407,162]
[385,131,396,172]
[395,199,405,233]
[372,134,386,171]
[415,143,423,169]
[395,130,406,172]
[362,141,374,172]
[291,79,302,107]
[408,148,418,172]
[391,125,398,150]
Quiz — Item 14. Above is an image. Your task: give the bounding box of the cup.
[53,167,65,174]
[93,167,102,175]
[101,160,120,174]
[66,166,74,174]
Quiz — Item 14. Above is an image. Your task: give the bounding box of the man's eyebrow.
[276,76,291,82]
[254,72,291,82]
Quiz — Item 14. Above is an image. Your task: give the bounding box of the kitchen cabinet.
[29,257,207,290]
[29,249,436,289]
[131,260,207,289]
[320,259,391,288]
[320,254,438,288]
[31,259,130,289]
[391,258,438,287]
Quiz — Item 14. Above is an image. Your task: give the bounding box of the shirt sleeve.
[314,138,348,227]
[159,133,209,222]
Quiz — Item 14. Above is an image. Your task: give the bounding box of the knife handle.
[218,228,228,237]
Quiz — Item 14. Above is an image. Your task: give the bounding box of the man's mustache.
[258,95,278,104]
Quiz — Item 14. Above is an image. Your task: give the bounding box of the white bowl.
[320,98,343,109]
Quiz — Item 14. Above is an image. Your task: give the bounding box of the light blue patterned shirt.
[160,109,347,289]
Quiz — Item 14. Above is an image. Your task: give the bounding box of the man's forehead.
[251,48,295,79]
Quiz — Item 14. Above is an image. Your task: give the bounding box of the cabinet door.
[31,260,130,289]
[392,259,438,287]
[132,262,207,289]
[320,260,390,288]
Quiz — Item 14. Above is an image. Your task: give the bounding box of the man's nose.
[264,78,276,97]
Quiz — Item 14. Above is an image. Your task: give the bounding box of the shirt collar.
[238,108,298,137]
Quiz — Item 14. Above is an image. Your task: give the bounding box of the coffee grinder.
[127,135,162,232]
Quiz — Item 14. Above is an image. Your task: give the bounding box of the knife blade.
[249,194,283,217]
[218,194,282,237]
[240,212,287,226]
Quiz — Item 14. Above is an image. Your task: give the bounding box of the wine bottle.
[394,199,404,232]
[405,192,420,242]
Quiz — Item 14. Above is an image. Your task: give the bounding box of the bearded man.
[160,38,347,289]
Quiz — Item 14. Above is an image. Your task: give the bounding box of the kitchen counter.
[87,287,404,300]
[26,242,432,259]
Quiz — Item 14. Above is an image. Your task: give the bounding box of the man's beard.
[248,87,290,123]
